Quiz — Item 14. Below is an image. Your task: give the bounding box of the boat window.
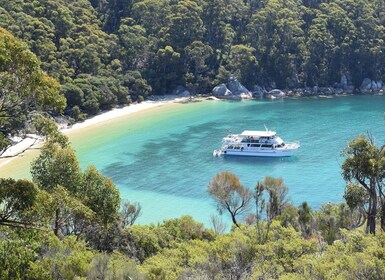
[261,144,272,148]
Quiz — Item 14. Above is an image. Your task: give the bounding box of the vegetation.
[0,0,384,124]
[1,131,385,279]
[1,0,385,278]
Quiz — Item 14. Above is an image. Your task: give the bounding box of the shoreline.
[0,95,196,170]
[0,92,381,172]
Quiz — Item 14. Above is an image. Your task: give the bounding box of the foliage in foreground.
[1,217,385,279]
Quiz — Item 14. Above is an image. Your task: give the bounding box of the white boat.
[213,129,300,157]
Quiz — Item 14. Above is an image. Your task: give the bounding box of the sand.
[0,95,198,176]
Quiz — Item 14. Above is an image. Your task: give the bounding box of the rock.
[239,92,253,99]
[211,83,241,99]
[212,77,252,99]
[265,89,285,99]
[252,85,266,98]
[360,78,372,90]
[334,88,344,95]
[227,77,251,96]
[340,74,348,88]
[212,83,233,98]
[371,80,379,90]
[170,86,191,97]
[343,85,355,94]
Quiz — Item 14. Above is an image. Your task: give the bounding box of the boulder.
[252,85,266,98]
[340,74,348,88]
[227,77,251,96]
[371,80,379,90]
[212,77,252,99]
[212,83,232,97]
[265,89,285,99]
[343,85,355,94]
[239,92,253,99]
[360,78,372,90]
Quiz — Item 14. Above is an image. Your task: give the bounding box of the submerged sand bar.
[0,95,195,178]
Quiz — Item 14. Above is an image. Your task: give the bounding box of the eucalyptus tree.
[0,27,65,151]
[81,166,121,227]
[0,178,38,229]
[184,41,213,93]
[247,0,305,88]
[208,171,252,228]
[341,134,385,234]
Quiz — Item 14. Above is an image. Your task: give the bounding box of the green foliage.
[0,178,38,228]
[341,134,385,233]
[31,142,83,195]
[1,0,385,125]
[27,235,94,279]
[81,166,121,227]
[0,27,65,139]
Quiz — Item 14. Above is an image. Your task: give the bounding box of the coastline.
[0,95,196,175]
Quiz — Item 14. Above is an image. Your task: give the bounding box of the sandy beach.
[0,95,200,177]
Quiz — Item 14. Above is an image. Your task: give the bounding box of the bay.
[1,95,385,226]
[69,95,385,226]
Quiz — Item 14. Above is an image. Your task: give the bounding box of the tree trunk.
[54,208,60,237]
[230,212,240,228]
[366,193,377,234]
[381,201,385,231]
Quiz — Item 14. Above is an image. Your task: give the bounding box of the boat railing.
[285,141,300,149]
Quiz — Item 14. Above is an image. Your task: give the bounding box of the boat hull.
[222,149,296,157]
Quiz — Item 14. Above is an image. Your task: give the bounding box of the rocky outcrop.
[212,83,236,99]
[359,78,385,94]
[211,75,385,101]
[211,77,252,99]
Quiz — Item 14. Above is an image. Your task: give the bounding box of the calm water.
[69,95,385,226]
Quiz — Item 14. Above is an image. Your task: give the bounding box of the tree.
[42,186,94,237]
[208,171,252,228]
[31,142,83,196]
[0,178,38,228]
[229,44,257,88]
[341,134,385,234]
[298,202,313,237]
[81,166,121,227]
[260,177,289,221]
[343,183,367,229]
[0,27,65,151]
[121,201,142,227]
[184,41,213,93]
[247,0,305,87]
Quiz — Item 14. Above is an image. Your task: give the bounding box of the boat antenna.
[227,128,232,134]
[264,124,269,131]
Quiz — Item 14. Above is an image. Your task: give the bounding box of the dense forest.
[0,0,385,121]
[2,0,385,278]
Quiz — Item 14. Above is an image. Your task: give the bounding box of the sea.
[3,95,385,227]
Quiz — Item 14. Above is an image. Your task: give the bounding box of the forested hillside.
[1,0,384,120]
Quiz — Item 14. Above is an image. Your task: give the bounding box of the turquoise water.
[70,96,385,226]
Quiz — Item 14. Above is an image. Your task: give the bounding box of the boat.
[213,129,300,157]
